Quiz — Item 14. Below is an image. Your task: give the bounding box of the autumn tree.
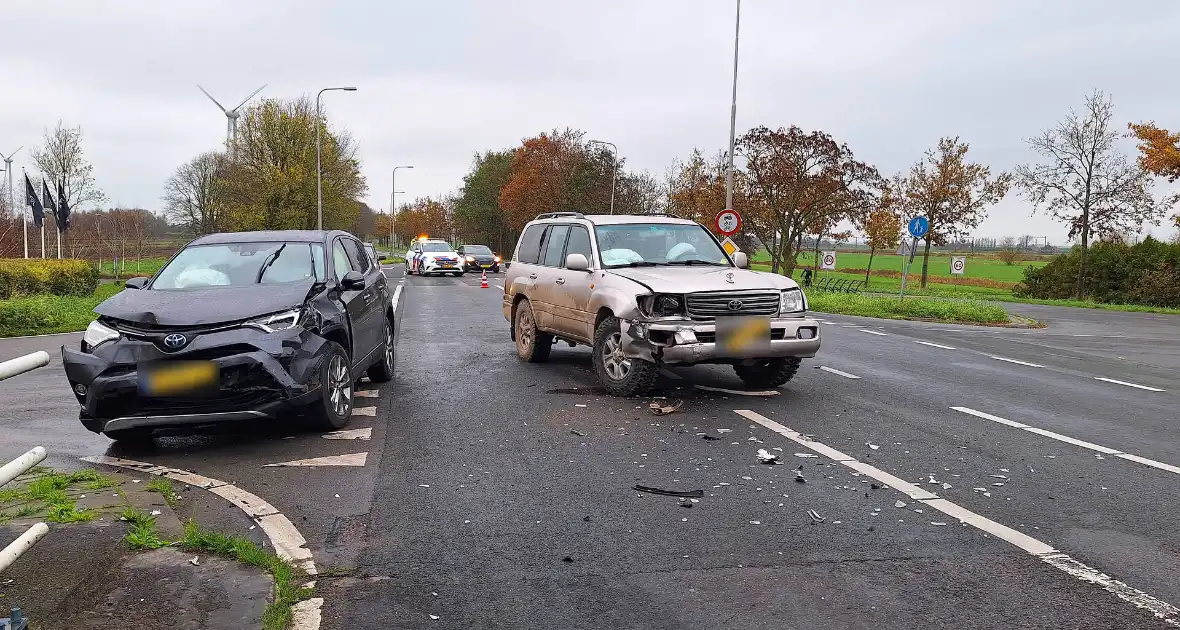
[220,97,366,231]
[668,149,727,225]
[738,126,880,276]
[31,120,107,214]
[393,197,452,244]
[1129,121,1180,229]
[453,150,514,251]
[902,136,1010,288]
[858,183,902,282]
[163,152,226,235]
[1016,91,1165,298]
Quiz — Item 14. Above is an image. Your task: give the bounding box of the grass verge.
[145,477,181,509]
[0,282,124,337]
[121,507,167,550]
[808,291,1011,325]
[0,469,115,523]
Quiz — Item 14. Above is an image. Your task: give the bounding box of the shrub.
[1015,237,1180,305]
[0,259,99,299]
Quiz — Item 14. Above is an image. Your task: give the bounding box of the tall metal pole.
[724,0,741,211]
[1,150,23,258]
[391,165,413,248]
[588,140,618,215]
[315,87,358,231]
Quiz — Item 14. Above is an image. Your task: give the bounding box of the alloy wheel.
[328,354,352,417]
[601,332,632,380]
[517,307,535,353]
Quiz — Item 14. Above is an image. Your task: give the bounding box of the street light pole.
[588,140,618,215]
[390,165,414,248]
[724,0,741,212]
[315,86,357,231]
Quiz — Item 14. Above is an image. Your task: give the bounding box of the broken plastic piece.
[570,429,585,436]
[808,509,825,523]
[756,449,781,465]
[648,400,683,416]
[894,500,907,508]
[701,434,720,441]
[633,484,704,498]
[793,453,818,459]
[190,556,200,566]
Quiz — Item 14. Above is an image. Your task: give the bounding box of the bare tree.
[31,120,107,213]
[997,236,1022,265]
[1016,90,1167,298]
[163,152,226,235]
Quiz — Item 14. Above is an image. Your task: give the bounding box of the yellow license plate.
[715,316,771,357]
[139,361,219,397]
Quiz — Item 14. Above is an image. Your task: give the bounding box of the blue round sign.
[908,216,929,239]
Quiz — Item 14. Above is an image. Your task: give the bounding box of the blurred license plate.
[480,264,491,268]
[715,316,771,357]
[440,264,455,268]
[138,361,219,397]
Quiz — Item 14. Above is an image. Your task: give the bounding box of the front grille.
[686,290,780,318]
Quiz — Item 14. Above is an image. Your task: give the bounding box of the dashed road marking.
[817,366,860,379]
[916,341,957,350]
[734,410,1180,627]
[323,428,372,440]
[858,329,888,336]
[989,356,1045,368]
[353,406,377,417]
[263,452,369,467]
[1094,377,1166,392]
[391,285,403,311]
[951,406,1180,475]
[494,283,504,290]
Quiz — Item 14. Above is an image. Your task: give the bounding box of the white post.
[0,446,47,488]
[0,522,49,573]
[0,351,50,381]
[56,226,62,259]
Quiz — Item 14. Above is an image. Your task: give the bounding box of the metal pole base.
[1,607,30,630]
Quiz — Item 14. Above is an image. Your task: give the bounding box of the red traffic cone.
[480,270,489,288]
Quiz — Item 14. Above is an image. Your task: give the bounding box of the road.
[1,267,1178,629]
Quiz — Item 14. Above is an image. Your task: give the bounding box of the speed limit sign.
[950,256,966,275]
[715,209,742,236]
[821,251,837,270]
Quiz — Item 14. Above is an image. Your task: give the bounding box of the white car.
[407,239,464,277]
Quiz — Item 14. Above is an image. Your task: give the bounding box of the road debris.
[793,453,818,459]
[757,449,781,465]
[649,400,683,416]
[870,483,882,490]
[694,384,780,396]
[716,428,732,434]
[701,433,720,441]
[562,556,574,563]
[679,498,694,508]
[895,500,907,508]
[808,509,825,523]
[570,429,585,436]
[749,520,762,525]
[794,466,807,483]
[930,522,947,526]
[989,474,1008,480]
[633,485,704,498]
[190,556,200,566]
[942,482,952,490]
[575,404,587,408]
[866,443,880,450]
[430,614,440,620]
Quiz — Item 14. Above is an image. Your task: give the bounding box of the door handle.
[555,278,565,285]
[529,273,538,280]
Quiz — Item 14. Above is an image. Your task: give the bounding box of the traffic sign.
[950,256,966,275]
[715,209,742,236]
[820,250,836,270]
[720,236,739,256]
[908,216,929,239]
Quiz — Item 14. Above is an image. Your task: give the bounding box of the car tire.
[592,316,659,397]
[456,272,464,277]
[310,342,353,430]
[514,300,552,363]
[366,316,395,383]
[104,428,153,443]
[733,358,802,389]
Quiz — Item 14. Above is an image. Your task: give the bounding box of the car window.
[419,242,453,252]
[332,240,352,280]
[311,243,327,281]
[516,224,546,264]
[541,225,571,267]
[343,238,370,272]
[565,226,592,267]
[151,241,318,290]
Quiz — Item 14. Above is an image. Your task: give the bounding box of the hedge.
[1015,238,1180,307]
[0,259,100,300]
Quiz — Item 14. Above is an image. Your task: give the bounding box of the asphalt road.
[1,268,1178,629]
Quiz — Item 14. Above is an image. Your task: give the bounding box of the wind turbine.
[197,84,266,154]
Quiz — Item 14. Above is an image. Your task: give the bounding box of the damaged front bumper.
[62,324,331,435]
[619,316,821,365]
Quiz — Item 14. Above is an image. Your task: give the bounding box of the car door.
[551,224,595,341]
[533,224,570,331]
[509,223,547,313]
[332,238,375,362]
[342,237,383,361]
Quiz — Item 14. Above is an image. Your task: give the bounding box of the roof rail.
[643,212,681,219]
[534,212,585,220]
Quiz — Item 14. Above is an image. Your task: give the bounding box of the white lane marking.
[694,384,779,397]
[323,428,372,440]
[494,283,504,290]
[1073,334,1095,337]
[951,407,1180,474]
[1094,377,1166,392]
[858,329,888,336]
[353,406,376,417]
[391,284,403,311]
[733,411,1180,626]
[291,598,324,630]
[989,356,1045,368]
[80,456,318,574]
[263,453,368,467]
[841,324,864,328]
[818,366,860,379]
[355,390,379,398]
[916,341,957,350]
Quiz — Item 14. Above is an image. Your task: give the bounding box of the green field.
[754,250,1049,284]
[95,257,168,278]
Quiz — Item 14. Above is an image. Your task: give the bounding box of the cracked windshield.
[1,2,1179,629]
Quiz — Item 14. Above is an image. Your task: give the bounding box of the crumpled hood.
[95,280,316,326]
[605,266,800,294]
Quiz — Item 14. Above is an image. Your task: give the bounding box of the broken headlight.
[244,309,302,333]
[638,294,685,317]
[82,319,119,351]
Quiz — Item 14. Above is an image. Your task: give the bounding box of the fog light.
[797,327,817,340]
[74,383,87,396]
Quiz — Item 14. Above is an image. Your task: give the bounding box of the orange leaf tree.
[858,185,903,283]
[1129,121,1180,230]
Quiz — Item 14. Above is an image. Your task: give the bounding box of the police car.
[406,237,464,277]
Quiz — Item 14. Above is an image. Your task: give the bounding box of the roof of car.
[531,214,699,226]
[190,230,351,245]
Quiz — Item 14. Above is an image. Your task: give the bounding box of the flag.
[24,173,44,228]
[42,180,57,216]
[57,182,71,231]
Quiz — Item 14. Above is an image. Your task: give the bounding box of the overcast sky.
[1,0,1176,242]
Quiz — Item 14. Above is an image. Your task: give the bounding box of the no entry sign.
[715,209,742,236]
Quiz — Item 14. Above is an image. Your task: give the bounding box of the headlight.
[780,289,805,314]
[83,320,119,350]
[639,294,684,317]
[245,309,302,333]
[465,255,475,262]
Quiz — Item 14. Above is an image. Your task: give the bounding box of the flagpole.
[56,226,61,259]
[40,225,45,259]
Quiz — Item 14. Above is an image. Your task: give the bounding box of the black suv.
[457,244,501,273]
[62,230,395,440]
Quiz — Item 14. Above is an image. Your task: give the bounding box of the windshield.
[465,245,493,255]
[152,242,319,289]
[420,242,453,253]
[594,223,731,268]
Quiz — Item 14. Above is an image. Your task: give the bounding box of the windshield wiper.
[255,244,287,282]
[664,259,726,266]
[608,261,660,268]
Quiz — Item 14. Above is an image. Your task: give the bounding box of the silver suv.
[502,212,821,396]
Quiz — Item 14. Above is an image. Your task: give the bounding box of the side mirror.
[565,253,590,271]
[733,252,749,269]
[125,277,149,290]
[340,270,366,291]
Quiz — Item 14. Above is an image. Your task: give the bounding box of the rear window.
[516,224,546,264]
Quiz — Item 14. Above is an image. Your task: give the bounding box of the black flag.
[42,180,57,216]
[24,173,44,228]
[57,182,71,231]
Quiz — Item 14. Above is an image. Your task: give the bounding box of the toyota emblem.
[725,272,735,284]
[727,300,744,311]
[163,333,188,349]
